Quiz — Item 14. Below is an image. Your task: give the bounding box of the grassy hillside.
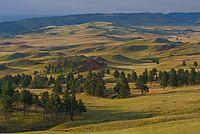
[0,53,30,61]
[0,22,200,76]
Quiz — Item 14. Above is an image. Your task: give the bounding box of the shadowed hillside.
[167,12,200,24]
[0,13,192,35]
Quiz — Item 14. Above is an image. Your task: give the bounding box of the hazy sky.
[0,0,200,16]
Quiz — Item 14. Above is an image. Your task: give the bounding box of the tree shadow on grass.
[158,88,200,95]
[108,66,132,71]
[0,110,54,133]
[62,105,156,131]
[106,60,132,66]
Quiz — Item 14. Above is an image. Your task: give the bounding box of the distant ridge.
[167,12,200,24]
[0,13,199,35]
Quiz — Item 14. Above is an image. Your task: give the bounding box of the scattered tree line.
[0,72,84,90]
[182,60,198,68]
[158,67,200,90]
[0,81,86,124]
[1,64,200,122]
[113,66,200,96]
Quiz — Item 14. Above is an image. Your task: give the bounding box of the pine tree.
[184,70,190,86]
[182,60,186,66]
[49,75,55,84]
[195,71,200,84]
[62,90,70,115]
[88,68,93,79]
[77,99,87,117]
[100,69,105,78]
[120,76,130,98]
[169,68,177,89]
[127,73,131,82]
[0,81,15,122]
[106,69,110,74]
[148,71,154,85]
[47,93,62,125]
[40,91,49,119]
[52,83,63,94]
[70,94,78,121]
[193,61,198,68]
[114,70,119,79]
[188,68,197,85]
[114,76,130,98]
[158,71,163,82]
[2,81,15,97]
[20,89,33,116]
[33,93,40,112]
[57,74,65,88]
[34,71,38,75]
[120,71,125,78]
[177,69,185,86]
[0,95,15,122]
[160,71,169,90]
[141,69,148,84]
[14,90,20,109]
[131,70,137,84]
[114,81,121,95]
[135,75,149,95]
[152,68,157,78]
[83,79,90,95]
[95,83,105,98]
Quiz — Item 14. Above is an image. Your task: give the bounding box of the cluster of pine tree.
[0,72,85,91]
[158,68,200,90]
[83,69,106,98]
[0,81,86,124]
[0,73,32,88]
[113,69,157,96]
[113,67,200,96]
[114,71,130,98]
[0,73,52,89]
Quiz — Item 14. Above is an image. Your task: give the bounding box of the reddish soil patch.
[0,64,8,70]
[156,44,177,52]
[165,44,176,50]
[96,56,106,61]
[155,45,167,51]
[76,59,106,74]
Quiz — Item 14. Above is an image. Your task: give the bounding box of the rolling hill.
[0,12,200,134]
[0,13,197,35]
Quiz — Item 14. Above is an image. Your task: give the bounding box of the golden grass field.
[18,85,200,134]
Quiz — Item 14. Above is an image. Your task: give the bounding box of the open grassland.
[15,86,200,134]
